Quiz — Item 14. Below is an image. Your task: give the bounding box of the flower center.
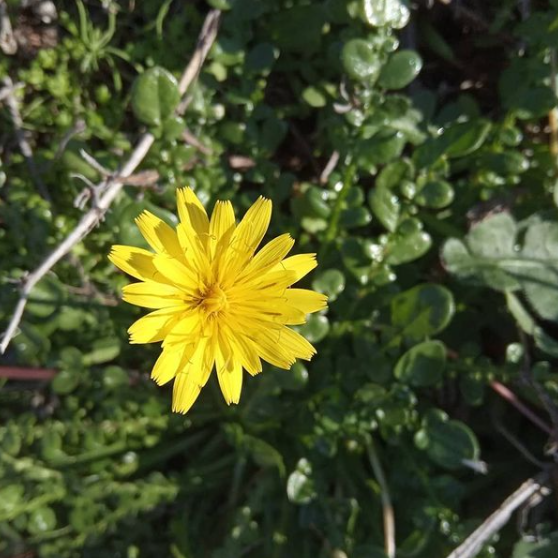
[201,284,228,315]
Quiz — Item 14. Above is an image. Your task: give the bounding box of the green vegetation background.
[1,0,558,557]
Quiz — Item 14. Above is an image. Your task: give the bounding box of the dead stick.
[445,473,550,558]
[1,77,51,202]
[366,436,395,558]
[0,9,221,354]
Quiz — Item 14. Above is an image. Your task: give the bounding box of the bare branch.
[445,473,551,558]
[366,436,395,558]
[0,9,221,354]
[319,150,340,185]
[1,76,51,203]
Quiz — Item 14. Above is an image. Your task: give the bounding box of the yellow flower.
[109,188,327,413]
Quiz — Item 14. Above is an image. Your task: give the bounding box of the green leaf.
[361,0,410,29]
[103,366,129,390]
[416,412,480,469]
[385,226,432,265]
[534,327,558,357]
[369,160,413,231]
[340,207,372,228]
[28,506,57,534]
[379,50,422,89]
[131,67,180,127]
[342,39,381,83]
[356,132,406,170]
[312,269,346,301]
[517,221,558,322]
[444,120,491,158]
[441,213,521,291]
[415,180,454,209]
[243,436,285,476]
[287,458,316,504]
[395,340,446,387]
[27,275,64,318]
[83,338,121,365]
[246,43,277,72]
[298,314,329,343]
[0,484,24,516]
[391,284,455,341]
[512,532,558,558]
[414,119,491,168]
[302,86,327,108]
[52,369,81,395]
[384,218,431,266]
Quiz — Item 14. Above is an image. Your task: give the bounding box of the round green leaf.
[415,180,454,209]
[391,284,455,340]
[83,338,121,365]
[131,67,180,127]
[103,366,129,390]
[27,276,64,318]
[379,50,422,89]
[361,0,410,29]
[246,43,277,72]
[28,506,57,534]
[312,269,346,301]
[0,484,24,515]
[299,314,329,343]
[394,340,446,387]
[417,416,480,469]
[342,39,381,83]
[302,86,327,108]
[386,219,432,265]
[52,368,80,395]
[287,459,316,504]
[340,207,372,228]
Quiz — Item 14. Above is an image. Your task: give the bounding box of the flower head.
[109,188,327,413]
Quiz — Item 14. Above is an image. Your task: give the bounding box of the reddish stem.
[491,380,553,436]
[0,366,57,381]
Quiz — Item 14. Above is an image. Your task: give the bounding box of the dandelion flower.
[109,188,327,413]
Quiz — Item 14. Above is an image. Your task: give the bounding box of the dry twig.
[1,76,51,202]
[0,9,221,354]
[445,473,551,558]
[366,436,395,558]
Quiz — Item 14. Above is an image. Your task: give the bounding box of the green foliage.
[2,1,558,557]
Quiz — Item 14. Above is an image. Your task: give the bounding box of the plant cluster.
[1,1,558,557]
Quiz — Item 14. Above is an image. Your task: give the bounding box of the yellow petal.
[177,188,209,239]
[210,200,237,270]
[249,326,294,369]
[171,338,212,413]
[279,327,316,361]
[216,334,243,405]
[128,307,185,344]
[162,313,201,347]
[135,211,182,257]
[172,371,202,413]
[209,200,236,243]
[272,253,317,283]
[151,344,187,385]
[225,197,272,271]
[177,222,211,279]
[229,299,306,325]
[227,328,262,376]
[284,289,328,314]
[152,254,199,293]
[122,281,184,309]
[237,233,295,283]
[109,245,161,282]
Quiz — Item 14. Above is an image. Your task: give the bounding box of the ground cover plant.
[1,0,558,557]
